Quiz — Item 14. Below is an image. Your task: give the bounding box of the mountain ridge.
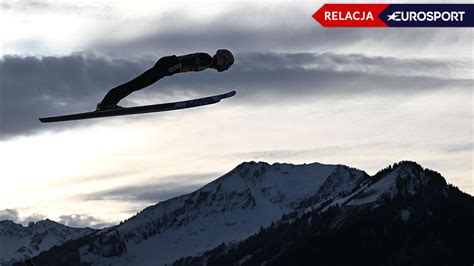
[174,162,473,266]
[0,218,96,265]
[5,160,472,266]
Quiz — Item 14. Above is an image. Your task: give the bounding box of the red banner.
[313,4,389,27]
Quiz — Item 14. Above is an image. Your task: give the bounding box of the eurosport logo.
[386,11,465,22]
[312,4,474,27]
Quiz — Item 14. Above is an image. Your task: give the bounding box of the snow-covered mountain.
[31,162,366,265]
[27,161,474,266]
[0,219,96,265]
[175,161,474,266]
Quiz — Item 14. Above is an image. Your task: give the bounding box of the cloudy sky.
[0,0,472,228]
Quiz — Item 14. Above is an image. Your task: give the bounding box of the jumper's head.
[213,49,234,72]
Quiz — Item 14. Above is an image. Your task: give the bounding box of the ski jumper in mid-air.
[96,49,234,111]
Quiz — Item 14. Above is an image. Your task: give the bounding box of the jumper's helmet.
[214,49,234,72]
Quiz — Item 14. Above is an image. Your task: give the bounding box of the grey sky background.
[0,0,472,228]
[1,52,470,139]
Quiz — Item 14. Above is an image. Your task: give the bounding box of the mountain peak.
[362,160,449,203]
[175,163,473,266]
[19,160,462,266]
[29,219,61,228]
[232,161,269,173]
[0,219,15,225]
[0,219,20,229]
[393,160,424,171]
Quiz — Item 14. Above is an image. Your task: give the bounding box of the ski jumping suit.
[99,53,213,107]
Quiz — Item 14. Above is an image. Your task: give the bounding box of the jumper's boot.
[95,102,124,111]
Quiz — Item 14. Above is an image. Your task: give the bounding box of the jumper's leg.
[98,65,164,107]
[98,55,182,108]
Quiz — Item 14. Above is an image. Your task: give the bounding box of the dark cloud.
[58,214,114,229]
[0,208,19,221]
[21,213,47,224]
[0,208,46,225]
[0,53,149,139]
[85,184,200,203]
[0,208,112,228]
[1,52,470,139]
[80,173,217,203]
[8,3,470,59]
[89,5,472,58]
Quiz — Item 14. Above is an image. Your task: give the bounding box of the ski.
[39,91,236,123]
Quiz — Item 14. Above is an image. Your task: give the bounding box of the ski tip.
[225,90,236,98]
[39,117,55,123]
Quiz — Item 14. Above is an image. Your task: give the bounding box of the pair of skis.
[39,91,236,123]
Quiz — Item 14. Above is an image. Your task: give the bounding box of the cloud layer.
[1,52,470,139]
[0,208,45,225]
[78,172,217,203]
[0,208,113,228]
[85,4,472,59]
[58,214,114,228]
